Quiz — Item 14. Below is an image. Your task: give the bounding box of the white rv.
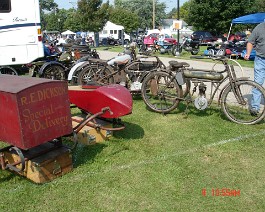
[0,0,44,66]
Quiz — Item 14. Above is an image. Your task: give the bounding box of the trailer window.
[0,0,11,13]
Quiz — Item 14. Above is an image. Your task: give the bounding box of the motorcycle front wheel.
[221,80,265,125]
[0,66,18,75]
[173,46,182,56]
[42,65,65,80]
[191,47,200,55]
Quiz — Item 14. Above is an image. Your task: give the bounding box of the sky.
[54,0,188,13]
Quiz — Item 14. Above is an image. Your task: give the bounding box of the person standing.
[81,31,86,45]
[244,22,265,116]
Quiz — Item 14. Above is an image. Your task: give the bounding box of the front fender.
[218,77,250,104]
[67,61,85,81]
[39,61,66,76]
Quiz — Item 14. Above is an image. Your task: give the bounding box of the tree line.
[40,0,265,35]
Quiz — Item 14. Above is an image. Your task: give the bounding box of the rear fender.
[39,61,66,76]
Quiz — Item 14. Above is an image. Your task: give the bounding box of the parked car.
[228,32,247,42]
[191,31,218,45]
[144,33,177,46]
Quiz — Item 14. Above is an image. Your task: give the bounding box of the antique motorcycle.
[172,35,201,56]
[141,55,265,125]
[28,43,100,80]
[74,43,166,92]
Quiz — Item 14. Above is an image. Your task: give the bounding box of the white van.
[0,0,44,66]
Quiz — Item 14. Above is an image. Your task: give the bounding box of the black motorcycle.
[172,36,201,56]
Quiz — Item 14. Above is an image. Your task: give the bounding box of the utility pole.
[175,0,180,56]
[153,0,155,29]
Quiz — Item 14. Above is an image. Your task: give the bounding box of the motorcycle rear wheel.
[141,70,182,113]
[77,64,114,86]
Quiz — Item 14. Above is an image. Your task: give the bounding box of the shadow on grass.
[143,101,222,118]
[0,171,17,183]
[72,143,107,168]
[113,121,144,140]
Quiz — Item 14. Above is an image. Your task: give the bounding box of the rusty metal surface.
[0,75,72,149]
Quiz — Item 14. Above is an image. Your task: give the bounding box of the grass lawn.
[1,96,265,211]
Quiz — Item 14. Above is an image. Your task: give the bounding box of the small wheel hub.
[194,96,208,110]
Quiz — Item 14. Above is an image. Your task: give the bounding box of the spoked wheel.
[141,70,182,113]
[42,65,65,80]
[221,80,265,125]
[77,64,114,85]
[0,66,18,75]
[191,46,200,55]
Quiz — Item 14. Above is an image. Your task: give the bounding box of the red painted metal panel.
[0,75,73,149]
[68,84,133,118]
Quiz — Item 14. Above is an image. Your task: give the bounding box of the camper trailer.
[99,21,130,44]
[0,0,44,66]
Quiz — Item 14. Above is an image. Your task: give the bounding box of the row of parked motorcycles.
[138,35,201,56]
[0,39,169,93]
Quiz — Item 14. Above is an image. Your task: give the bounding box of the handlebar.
[190,55,228,61]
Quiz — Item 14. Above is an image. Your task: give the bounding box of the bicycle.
[141,55,265,125]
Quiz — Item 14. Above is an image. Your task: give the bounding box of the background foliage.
[40,0,265,34]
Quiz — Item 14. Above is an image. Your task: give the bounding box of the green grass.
[1,98,265,211]
[94,45,254,68]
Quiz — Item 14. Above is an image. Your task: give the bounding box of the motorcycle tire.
[0,66,18,75]
[171,45,177,56]
[191,48,200,55]
[42,65,65,80]
[173,46,182,56]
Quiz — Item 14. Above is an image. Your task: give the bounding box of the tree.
[77,0,110,32]
[39,0,58,29]
[63,9,82,32]
[251,0,265,12]
[167,1,191,21]
[39,0,58,11]
[114,0,166,29]
[186,0,253,34]
[109,7,139,33]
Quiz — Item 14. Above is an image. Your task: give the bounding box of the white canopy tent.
[61,30,76,35]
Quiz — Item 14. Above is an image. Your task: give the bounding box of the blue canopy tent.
[227,13,265,39]
[232,12,265,24]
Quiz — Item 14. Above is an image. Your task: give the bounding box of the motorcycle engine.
[194,95,208,110]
